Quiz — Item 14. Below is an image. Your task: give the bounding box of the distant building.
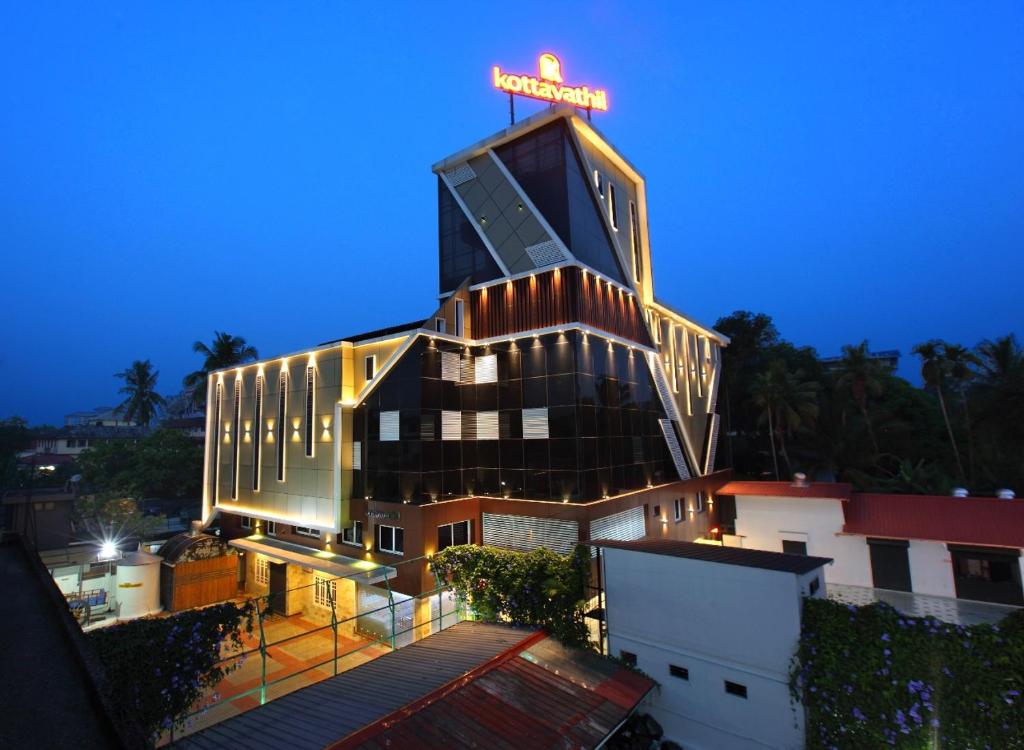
[592,538,830,750]
[719,480,1024,609]
[64,405,137,428]
[818,349,899,373]
[162,416,206,441]
[24,423,149,460]
[1,488,77,551]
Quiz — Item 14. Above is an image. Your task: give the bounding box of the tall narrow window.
[629,201,642,284]
[454,299,465,337]
[252,374,263,492]
[435,317,446,333]
[276,371,287,481]
[608,182,618,230]
[594,170,604,197]
[364,355,377,381]
[230,378,241,499]
[305,365,315,457]
[212,381,223,500]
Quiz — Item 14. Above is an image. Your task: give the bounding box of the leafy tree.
[0,417,30,491]
[73,494,165,543]
[115,359,166,426]
[750,360,819,479]
[834,340,885,456]
[77,429,202,500]
[943,343,981,482]
[183,332,258,410]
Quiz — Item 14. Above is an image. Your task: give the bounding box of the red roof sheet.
[328,631,655,750]
[717,480,852,500]
[844,493,1024,549]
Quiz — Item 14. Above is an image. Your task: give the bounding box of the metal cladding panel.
[352,441,361,470]
[704,413,720,474]
[476,411,499,441]
[482,512,579,555]
[658,418,691,481]
[441,352,460,382]
[474,354,497,383]
[445,162,476,187]
[590,507,645,557]
[591,538,833,575]
[441,410,462,441]
[521,408,549,439]
[379,411,399,442]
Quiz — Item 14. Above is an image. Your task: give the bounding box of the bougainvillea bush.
[792,597,1024,749]
[430,543,591,647]
[88,601,254,739]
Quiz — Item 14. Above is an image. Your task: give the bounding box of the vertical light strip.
[277,370,287,481]
[252,373,263,492]
[305,365,315,458]
[231,378,241,499]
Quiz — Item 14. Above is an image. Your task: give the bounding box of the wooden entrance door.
[269,562,288,615]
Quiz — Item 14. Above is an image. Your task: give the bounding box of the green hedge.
[430,543,591,647]
[88,601,254,739]
[792,598,1024,749]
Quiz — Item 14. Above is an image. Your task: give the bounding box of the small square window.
[809,576,821,595]
[435,318,446,333]
[653,505,660,518]
[669,664,689,680]
[725,680,748,699]
[620,650,637,667]
[241,516,252,530]
[265,521,277,536]
[783,540,808,556]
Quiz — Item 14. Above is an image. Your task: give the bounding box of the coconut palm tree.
[750,360,819,480]
[976,334,1023,384]
[115,360,166,427]
[183,332,258,410]
[943,343,981,482]
[912,340,965,482]
[833,340,884,456]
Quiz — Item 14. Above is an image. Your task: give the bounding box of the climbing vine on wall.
[88,601,255,739]
[430,543,591,647]
[791,597,1024,749]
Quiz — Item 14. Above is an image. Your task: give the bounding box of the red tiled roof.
[717,480,852,500]
[843,493,1024,549]
[328,630,655,750]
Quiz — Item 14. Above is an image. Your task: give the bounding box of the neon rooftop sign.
[492,53,608,112]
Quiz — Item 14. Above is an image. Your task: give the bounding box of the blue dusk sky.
[1,2,1022,425]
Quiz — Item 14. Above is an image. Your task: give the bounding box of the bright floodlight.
[99,541,118,560]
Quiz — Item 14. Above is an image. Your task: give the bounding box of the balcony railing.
[827,583,1020,626]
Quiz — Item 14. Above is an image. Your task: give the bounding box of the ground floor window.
[868,538,911,592]
[342,520,363,547]
[255,557,269,585]
[950,545,1023,605]
[782,540,808,556]
[437,520,471,551]
[294,526,320,539]
[376,524,404,555]
[241,516,252,530]
[314,576,336,609]
[265,520,277,536]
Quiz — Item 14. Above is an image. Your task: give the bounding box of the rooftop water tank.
[116,551,163,620]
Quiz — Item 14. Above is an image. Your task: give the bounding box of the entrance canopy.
[229,535,396,586]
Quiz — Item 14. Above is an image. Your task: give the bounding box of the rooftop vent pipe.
[996,488,1015,500]
[791,472,809,488]
[951,487,969,498]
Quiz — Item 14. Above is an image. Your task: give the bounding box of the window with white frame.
[314,576,336,609]
[255,557,269,585]
[437,520,471,551]
[295,526,320,539]
[376,524,404,555]
[695,492,705,513]
[435,317,445,333]
[364,355,377,381]
[265,520,277,536]
[673,498,683,522]
[241,516,252,530]
[608,182,618,230]
[341,520,363,546]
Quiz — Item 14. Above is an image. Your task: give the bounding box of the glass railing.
[827,582,1020,626]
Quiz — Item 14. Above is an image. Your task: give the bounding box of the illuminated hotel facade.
[202,104,729,596]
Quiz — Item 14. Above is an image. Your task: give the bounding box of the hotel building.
[201,105,729,603]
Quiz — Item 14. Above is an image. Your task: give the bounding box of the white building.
[593,538,830,750]
[720,480,1024,608]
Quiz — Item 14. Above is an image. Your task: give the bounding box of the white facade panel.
[474,354,497,384]
[441,410,461,441]
[522,408,549,440]
[476,411,499,441]
[482,512,579,555]
[379,411,400,442]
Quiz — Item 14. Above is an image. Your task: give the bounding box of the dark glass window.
[725,681,748,699]
[438,179,502,293]
[252,374,263,492]
[629,200,642,283]
[341,521,363,546]
[782,540,808,556]
[437,520,471,551]
[305,366,315,457]
[620,650,637,667]
[365,355,376,380]
[669,664,689,680]
[230,379,241,499]
[276,371,287,481]
[376,524,404,555]
[608,182,618,229]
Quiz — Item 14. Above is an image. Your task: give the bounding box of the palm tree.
[115,360,166,427]
[750,360,819,480]
[183,332,258,410]
[943,343,981,482]
[912,340,965,482]
[834,340,884,456]
[976,334,1023,384]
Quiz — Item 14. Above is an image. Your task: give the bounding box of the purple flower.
[881,633,890,642]
[852,707,866,721]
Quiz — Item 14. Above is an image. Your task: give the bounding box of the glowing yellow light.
[538,53,562,82]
